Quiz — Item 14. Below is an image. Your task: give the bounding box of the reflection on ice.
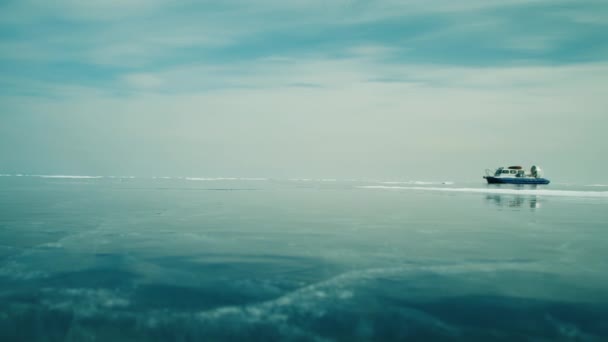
[485,194,541,209]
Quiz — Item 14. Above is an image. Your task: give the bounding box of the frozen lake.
[1,176,607,340]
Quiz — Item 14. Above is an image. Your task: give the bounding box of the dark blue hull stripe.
[484,177,550,185]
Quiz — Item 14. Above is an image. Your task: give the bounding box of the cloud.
[2,0,607,71]
[1,0,607,179]
[123,73,164,89]
[0,0,170,22]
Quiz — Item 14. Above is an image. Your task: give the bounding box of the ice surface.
[360,185,608,198]
[1,177,607,340]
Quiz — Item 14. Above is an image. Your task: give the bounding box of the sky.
[1,0,607,182]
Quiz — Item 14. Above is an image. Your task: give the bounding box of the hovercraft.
[483,165,550,185]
